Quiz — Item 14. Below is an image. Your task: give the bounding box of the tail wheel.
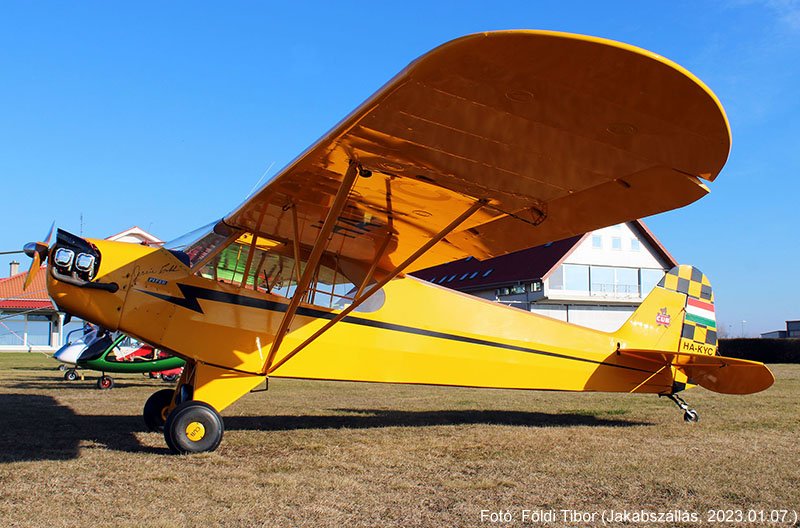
[64,369,78,381]
[683,410,700,423]
[164,401,224,454]
[96,375,114,390]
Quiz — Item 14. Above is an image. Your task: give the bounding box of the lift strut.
[267,196,487,374]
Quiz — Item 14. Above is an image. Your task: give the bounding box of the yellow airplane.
[23,30,773,454]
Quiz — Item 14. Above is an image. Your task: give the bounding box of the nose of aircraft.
[53,341,85,366]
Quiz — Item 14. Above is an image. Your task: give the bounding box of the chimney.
[10,261,19,277]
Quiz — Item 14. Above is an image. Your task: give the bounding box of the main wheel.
[164,401,224,454]
[161,373,179,383]
[683,409,699,423]
[64,369,78,381]
[96,375,114,390]
[58,364,66,371]
[143,389,174,431]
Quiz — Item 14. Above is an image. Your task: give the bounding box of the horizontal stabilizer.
[619,349,774,395]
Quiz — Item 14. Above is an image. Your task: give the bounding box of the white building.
[413,220,677,332]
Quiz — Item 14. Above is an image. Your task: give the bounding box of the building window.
[592,235,602,249]
[469,271,478,279]
[615,267,639,295]
[630,239,640,251]
[483,269,494,277]
[530,281,542,292]
[641,269,665,296]
[496,287,510,296]
[590,266,614,295]
[0,314,52,347]
[549,266,564,290]
[611,237,622,250]
[0,315,26,346]
[510,284,526,294]
[26,315,52,346]
[562,264,589,293]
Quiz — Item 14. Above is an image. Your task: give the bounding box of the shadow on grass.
[9,379,172,391]
[225,408,652,431]
[0,393,169,463]
[0,395,652,463]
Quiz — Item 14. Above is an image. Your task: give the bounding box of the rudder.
[658,265,718,356]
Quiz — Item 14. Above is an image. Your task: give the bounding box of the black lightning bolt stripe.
[137,284,651,374]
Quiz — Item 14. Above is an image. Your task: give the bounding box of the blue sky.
[1,1,797,336]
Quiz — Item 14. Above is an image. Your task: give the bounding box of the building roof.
[0,265,54,310]
[413,235,582,291]
[106,226,164,245]
[412,219,677,291]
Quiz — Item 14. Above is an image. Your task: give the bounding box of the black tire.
[161,373,179,383]
[58,364,66,371]
[96,376,114,390]
[164,401,224,454]
[684,410,699,423]
[143,389,175,432]
[64,369,78,381]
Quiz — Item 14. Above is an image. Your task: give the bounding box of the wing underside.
[224,31,730,274]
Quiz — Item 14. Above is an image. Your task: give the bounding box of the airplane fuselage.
[48,237,687,413]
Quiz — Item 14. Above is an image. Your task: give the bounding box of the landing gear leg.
[662,393,699,423]
[143,389,175,431]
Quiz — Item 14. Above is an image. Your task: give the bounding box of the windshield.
[166,220,238,269]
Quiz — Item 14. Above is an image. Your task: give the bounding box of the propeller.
[22,222,55,290]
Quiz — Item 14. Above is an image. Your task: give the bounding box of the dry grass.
[0,353,798,527]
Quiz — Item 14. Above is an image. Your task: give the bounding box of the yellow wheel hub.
[185,421,206,442]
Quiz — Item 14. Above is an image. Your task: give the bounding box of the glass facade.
[549,265,664,299]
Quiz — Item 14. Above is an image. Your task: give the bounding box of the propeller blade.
[23,250,41,291]
[22,222,56,291]
[43,221,55,246]
[0,250,25,255]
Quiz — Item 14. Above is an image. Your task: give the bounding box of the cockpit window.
[195,233,362,309]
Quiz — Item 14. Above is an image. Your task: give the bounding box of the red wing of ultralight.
[224,30,730,273]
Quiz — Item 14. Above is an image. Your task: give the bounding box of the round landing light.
[75,253,96,272]
[54,248,75,268]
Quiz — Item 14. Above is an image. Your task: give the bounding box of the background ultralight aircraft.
[54,326,184,390]
[22,30,773,453]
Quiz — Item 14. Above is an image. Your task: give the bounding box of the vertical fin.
[658,265,718,356]
[615,265,717,356]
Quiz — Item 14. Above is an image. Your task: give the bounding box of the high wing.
[224,30,730,273]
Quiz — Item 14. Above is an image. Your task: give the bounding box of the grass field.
[0,353,797,527]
